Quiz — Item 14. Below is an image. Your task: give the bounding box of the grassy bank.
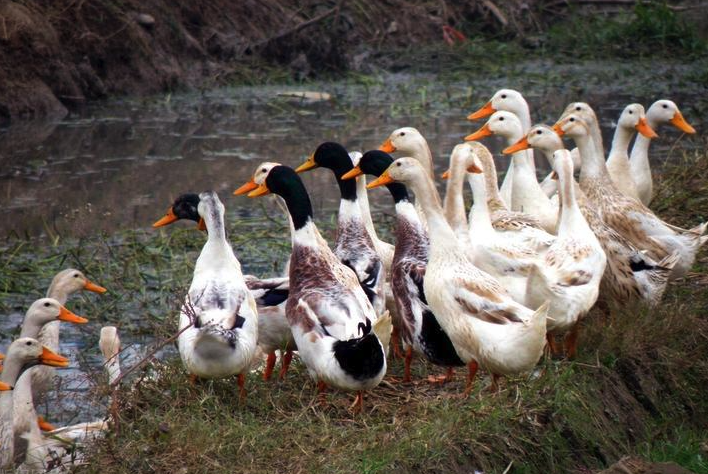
[1,149,704,473]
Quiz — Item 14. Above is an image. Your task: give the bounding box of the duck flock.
[1,89,703,471]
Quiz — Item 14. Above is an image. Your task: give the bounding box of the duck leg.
[317,380,328,405]
[462,360,479,397]
[188,373,199,385]
[403,347,413,383]
[427,366,455,384]
[350,391,364,413]
[238,373,246,401]
[263,352,277,381]
[564,323,580,359]
[391,326,403,359]
[278,350,294,380]
[546,333,563,358]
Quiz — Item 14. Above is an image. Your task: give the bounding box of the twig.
[481,0,508,27]
[247,6,338,51]
[110,294,194,388]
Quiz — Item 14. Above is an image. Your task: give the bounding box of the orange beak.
[635,117,658,139]
[40,347,70,368]
[366,170,395,189]
[58,306,89,324]
[233,179,258,196]
[248,183,271,198]
[37,416,56,432]
[467,101,495,121]
[503,136,531,155]
[550,171,559,181]
[295,154,317,173]
[152,208,179,228]
[464,123,493,142]
[670,111,696,134]
[341,166,363,180]
[467,163,482,174]
[552,123,566,137]
[0,381,11,391]
[197,217,206,231]
[0,353,5,362]
[83,280,107,294]
[379,138,396,153]
[441,170,450,180]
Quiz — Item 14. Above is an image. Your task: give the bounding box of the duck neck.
[407,173,458,247]
[19,315,43,340]
[356,175,379,243]
[278,180,319,248]
[0,354,24,387]
[556,166,586,235]
[467,173,495,237]
[576,132,611,183]
[608,124,634,166]
[203,207,227,244]
[443,159,469,236]
[45,281,69,306]
[407,140,435,180]
[480,156,507,211]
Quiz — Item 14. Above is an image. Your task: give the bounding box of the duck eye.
[662,104,668,109]
[44,302,50,307]
[26,341,32,346]
[628,110,633,114]
[501,94,507,99]
[499,117,504,121]
[74,274,79,278]
[400,132,405,136]
[536,130,542,134]
[396,162,401,167]
[570,118,575,122]
[575,106,581,111]
[261,168,267,173]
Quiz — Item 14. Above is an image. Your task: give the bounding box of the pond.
[0,60,704,425]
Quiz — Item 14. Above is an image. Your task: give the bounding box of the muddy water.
[0,69,703,425]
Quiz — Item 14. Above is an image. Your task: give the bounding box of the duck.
[629,100,697,205]
[506,124,678,308]
[238,165,388,411]
[466,111,558,233]
[368,154,549,393]
[467,89,535,207]
[32,269,106,403]
[295,142,387,317]
[554,112,707,279]
[13,299,88,465]
[1,338,69,470]
[176,191,259,394]
[605,104,658,200]
[524,150,607,358]
[442,142,548,306]
[342,150,464,383]
[155,190,294,381]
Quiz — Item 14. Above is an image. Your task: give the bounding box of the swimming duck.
[155,191,294,381]
[524,150,607,358]
[342,150,464,383]
[176,191,259,394]
[238,165,388,411]
[295,142,387,317]
[466,111,558,233]
[554,112,707,279]
[506,124,678,308]
[629,100,697,205]
[368,154,548,393]
[1,338,69,469]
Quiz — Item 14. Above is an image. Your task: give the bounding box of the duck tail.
[333,320,387,382]
[528,301,550,337]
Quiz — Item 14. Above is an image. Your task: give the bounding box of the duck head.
[153,193,204,230]
[468,89,528,121]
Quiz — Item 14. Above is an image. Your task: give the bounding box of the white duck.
[13,298,88,465]
[467,89,535,206]
[177,191,259,395]
[630,99,697,205]
[605,104,658,200]
[507,124,678,308]
[240,165,388,411]
[32,269,106,402]
[368,156,548,392]
[156,189,294,381]
[525,150,607,358]
[554,112,707,279]
[466,111,558,233]
[1,338,69,470]
[442,142,547,306]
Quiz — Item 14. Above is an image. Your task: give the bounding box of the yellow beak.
[295,154,318,173]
